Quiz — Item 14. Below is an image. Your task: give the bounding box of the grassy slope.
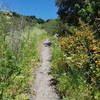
[1,25,49,100]
[0,11,48,100]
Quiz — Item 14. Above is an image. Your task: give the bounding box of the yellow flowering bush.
[58,22,100,99]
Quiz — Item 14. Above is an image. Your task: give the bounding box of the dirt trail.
[30,39,60,100]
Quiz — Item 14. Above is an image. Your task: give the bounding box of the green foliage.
[42,19,75,36]
[41,19,58,34]
[0,10,45,28]
[51,22,100,100]
[55,20,76,36]
[0,12,48,99]
[56,0,100,24]
[51,35,90,100]
[94,18,100,38]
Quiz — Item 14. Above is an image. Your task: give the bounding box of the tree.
[55,0,100,24]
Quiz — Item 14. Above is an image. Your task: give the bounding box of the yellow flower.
[92,40,97,43]
[93,46,98,50]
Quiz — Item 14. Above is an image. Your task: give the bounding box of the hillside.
[0,10,48,100]
[0,0,100,100]
[0,10,45,29]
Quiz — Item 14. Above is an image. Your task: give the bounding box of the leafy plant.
[51,22,100,100]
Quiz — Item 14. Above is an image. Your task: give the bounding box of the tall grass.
[0,21,48,100]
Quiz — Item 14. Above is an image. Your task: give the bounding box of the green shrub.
[51,22,100,100]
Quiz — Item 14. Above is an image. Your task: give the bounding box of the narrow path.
[30,39,60,100]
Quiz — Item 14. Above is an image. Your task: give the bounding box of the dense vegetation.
[51,0,100,100]
[0,0,100,100]
[56,0,100,24]
[51,22,100,100]
[0,11,48,100]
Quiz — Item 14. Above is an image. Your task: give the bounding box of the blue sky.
[2,0,58,20]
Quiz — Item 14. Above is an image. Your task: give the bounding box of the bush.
[51,22,100,100]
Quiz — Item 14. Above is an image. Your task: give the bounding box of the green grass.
[0,25,48,100]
